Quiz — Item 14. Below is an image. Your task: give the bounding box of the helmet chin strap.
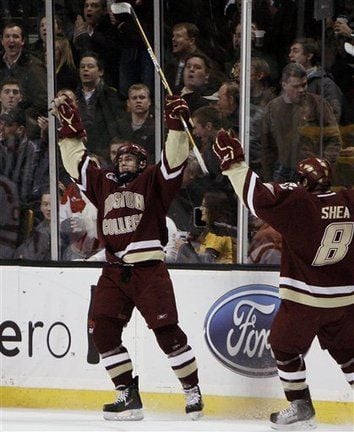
[117,171,138,184]
[116,159,146,184]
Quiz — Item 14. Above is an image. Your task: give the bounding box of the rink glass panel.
[0,0,352,264]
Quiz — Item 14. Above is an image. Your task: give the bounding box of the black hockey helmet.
[296,157,332,193]
[115,143,148,183]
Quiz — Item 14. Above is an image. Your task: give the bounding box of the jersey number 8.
[312,222,354,266]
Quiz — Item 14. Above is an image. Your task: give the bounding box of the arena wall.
[1,265,352,424]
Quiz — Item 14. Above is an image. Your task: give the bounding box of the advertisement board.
[1,265,352,417]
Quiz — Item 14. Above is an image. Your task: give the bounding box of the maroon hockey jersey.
[59,131,189,263]
[225,162,354,308]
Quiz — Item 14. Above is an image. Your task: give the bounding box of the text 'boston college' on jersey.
[225,162,354,309]
[81,158,185,264]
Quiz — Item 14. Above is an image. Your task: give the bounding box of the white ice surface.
[1,408,353,432]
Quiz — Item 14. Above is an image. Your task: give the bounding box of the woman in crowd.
[176,190,236,264]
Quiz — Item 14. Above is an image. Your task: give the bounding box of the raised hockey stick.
[111,2,209,176]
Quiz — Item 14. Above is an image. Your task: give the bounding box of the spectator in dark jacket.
[75,52,123,157]
[180,53,222,115]
[288,38,344,122]
[55,37,79,92]
[14,189,51,261]
[164,22,206,94]
[0,108,38,245]
[115,83,155,163]
[109,0,155,98]
[0,22,47,113]
[29,14,65,63]
[73,0,121,90]
[0,146,19,259]
[0,108,36,204]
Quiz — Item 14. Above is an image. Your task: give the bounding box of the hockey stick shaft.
[111,2,209,175]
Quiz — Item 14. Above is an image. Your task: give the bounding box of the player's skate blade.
[187,410,203,420]
[103,409,144,421]
[270,418,316,430]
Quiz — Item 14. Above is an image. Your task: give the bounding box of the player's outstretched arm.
[164,95,190,170]
[50,95,87,180]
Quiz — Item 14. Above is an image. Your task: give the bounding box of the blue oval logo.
[204,284,280,378]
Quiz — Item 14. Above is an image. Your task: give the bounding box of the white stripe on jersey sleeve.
[246,171,258,217]
[160,156,184,180]
[225,161,258,215]
[80,156,91,191]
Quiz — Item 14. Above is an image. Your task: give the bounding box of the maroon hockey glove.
[164,95,190,131]
[213,129,244,171]
[50,95,86,140]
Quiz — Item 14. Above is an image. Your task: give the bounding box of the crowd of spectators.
[0,0,353,263]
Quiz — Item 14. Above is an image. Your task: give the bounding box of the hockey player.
[51,94,203,421]
[213,129,354,430]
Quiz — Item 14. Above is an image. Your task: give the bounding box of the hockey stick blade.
[111,2,132,15]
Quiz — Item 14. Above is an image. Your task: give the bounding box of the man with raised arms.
[51,93,203,421]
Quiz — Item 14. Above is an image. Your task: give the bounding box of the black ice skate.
[270,391,316,430]
[184,385,204,420]
[103,376,143,421]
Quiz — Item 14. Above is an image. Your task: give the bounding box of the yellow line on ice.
[1,387,353,425]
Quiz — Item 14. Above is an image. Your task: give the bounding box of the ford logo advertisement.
[204,284,280,378]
